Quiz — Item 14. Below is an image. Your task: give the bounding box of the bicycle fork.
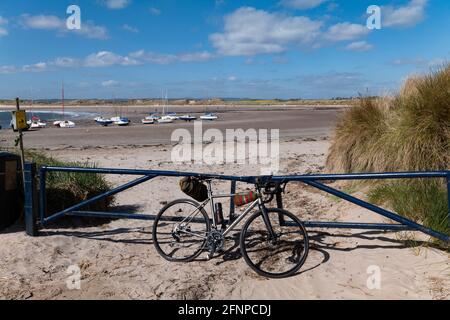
[258,199,278,242]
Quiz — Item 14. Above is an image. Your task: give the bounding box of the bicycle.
[152,178,309,278]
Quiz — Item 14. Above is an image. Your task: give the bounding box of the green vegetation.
[326,65,450,240]
[2,148,114,217]
[26,150,114,216]
[368,180,448,235]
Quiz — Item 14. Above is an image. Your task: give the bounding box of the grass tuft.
[1,148,114,217]
[326,65,450,240]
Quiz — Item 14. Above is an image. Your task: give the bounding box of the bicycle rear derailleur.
[206,230,224,259]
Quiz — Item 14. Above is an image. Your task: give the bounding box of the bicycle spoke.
[241,209,309,277]
[153,199,210,261]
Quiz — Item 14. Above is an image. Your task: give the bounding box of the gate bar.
[303,180,449,242]
[42,174,156,225]
[68,211,211,224]
[34,166,449,242]
[303,221,411,230]
[42,166,256,183]
[69,211,411,231]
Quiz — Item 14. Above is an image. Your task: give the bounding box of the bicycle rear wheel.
[240,208,309,278]
[153,199,210,262]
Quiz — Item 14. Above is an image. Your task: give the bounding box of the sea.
[0,110,97,130]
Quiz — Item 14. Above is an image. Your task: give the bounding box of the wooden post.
[16,98,26,192]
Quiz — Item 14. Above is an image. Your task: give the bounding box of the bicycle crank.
[206,230,224,259]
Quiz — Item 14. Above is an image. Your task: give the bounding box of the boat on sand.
[95,117,114,126]
[116,117,130,126]
[179,115,197,121]
[58,120,76,128]
[141,118,154,124]
[200,113,218,121]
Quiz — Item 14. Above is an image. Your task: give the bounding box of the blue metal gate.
[24,163,450,243]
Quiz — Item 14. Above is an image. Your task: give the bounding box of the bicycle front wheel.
[153,199,210,262]
[240,208,309,278]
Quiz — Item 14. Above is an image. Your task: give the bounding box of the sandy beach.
[0,105,448,300]
[0,105,342,148]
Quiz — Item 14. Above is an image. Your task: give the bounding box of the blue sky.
[0,0,448,99]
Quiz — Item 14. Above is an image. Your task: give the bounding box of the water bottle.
[214,202,226,229]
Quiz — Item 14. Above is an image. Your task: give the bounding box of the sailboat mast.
[166,90,168,114]
[161,89,164,115]
[62,81,65,120]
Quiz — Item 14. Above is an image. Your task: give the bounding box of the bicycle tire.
[153,198,211,262]
[240,208,309,278]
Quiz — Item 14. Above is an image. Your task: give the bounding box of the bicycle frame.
[181,180,276,238]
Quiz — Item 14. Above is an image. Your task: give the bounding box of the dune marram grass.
[326,65,450,238]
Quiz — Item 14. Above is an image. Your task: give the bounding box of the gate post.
[447,174,450,231]
[276,190,283,209]
[24,162,38,236]
[276,185,286,225]
[229,180,236,222]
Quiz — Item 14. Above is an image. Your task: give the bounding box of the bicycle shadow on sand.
[214,229,446,277]
[36,221,447,276]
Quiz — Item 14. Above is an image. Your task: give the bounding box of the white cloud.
[123,24,139,33]
[324,22,370,41]
[280,0,328,10]
[210,7,323,56]
[22,62,48,73]
[53,57,79,68]
[178,51,214,62]
[0,17,8,37]
[75,22,108,39]
[129,50,177,64]
[0,49,211,74]
[149,7,161,16]
[84,51,139,67]
[228,76,237,81]
[103,0,131,10]
[382,0,428,28]
[345,41,373,52]
[391,57,447,68]
[102,80,120,87]
[20,14,64,29]
[0,66,16,74]
[0,16,8,25]
[130,50,214,64]
[19,14,108,39]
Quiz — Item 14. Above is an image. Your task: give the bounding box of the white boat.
[157,90,175,123]
[157,115,174,124]
[147,113,161,120]
[179,115,197,121]
[28,116,47,129]
[28,120,47,129]
[55,82,76,128]
[141,118,154,124]
[116,117,130,126]
[166,112,179,120]
[58,120,76,128]
[200,113,218,121]
[95,117,113,126]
